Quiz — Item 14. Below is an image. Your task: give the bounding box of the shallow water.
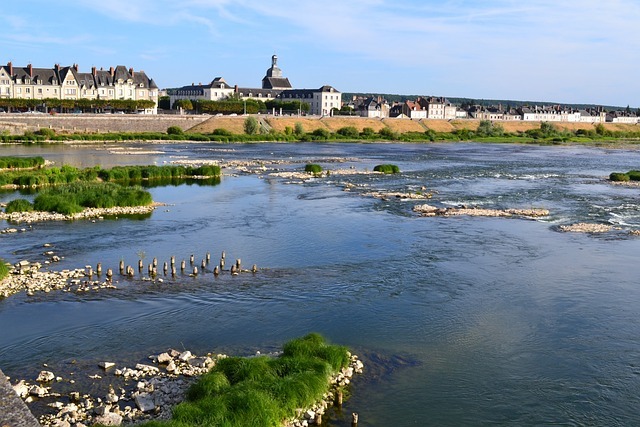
[2,142,640,425]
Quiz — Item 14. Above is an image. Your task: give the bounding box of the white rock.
[94,412,123,426]
[178,351,192,361]
[157,352,172,364]
[29,385,48,397]
[12,380,29,398]
[134,393,156,413]
[100,361,115,370]
[37,370,55,382]
[165,360,176,373]
[94,405,110,416]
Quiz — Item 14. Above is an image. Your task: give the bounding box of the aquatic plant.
[305,164,323,174]
[373,164,400,174]
[0,258,9,281]
[609,172,630,182]
[5,198,34,213]
[0,156,45,169]
[142,333,350,427]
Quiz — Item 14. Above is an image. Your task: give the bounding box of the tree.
[174,99,193,112]
[158,96,171,110]
[244,116,259,135]
[294,122,304,136]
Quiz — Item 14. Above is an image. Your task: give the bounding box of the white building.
[279,86,342,116]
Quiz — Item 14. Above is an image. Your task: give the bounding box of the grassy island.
[610,170,640,182]
[142,333,351,427]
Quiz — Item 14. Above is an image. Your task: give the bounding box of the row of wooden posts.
[83,251,257,280]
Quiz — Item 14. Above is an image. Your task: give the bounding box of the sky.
[1,0,639,107]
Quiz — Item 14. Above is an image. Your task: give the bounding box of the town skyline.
[1,1,639,108]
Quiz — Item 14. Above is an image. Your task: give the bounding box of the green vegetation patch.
[610,170,640,182]
[5,199,34,213]
[144,333,349,427]
[33,182,152,215]
[0,258,9,282]
[0,156,45,169]
[373,164,400,174]
[304,164,323,174]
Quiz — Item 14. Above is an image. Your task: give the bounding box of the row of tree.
[164,96,310,115]
[0,98,156,113]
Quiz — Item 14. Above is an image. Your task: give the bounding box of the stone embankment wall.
[0,368,40,427]
[0,114,210,135]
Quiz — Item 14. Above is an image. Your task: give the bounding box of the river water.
[2,142,640,425]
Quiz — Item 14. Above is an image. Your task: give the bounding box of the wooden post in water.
[96,263,102,275]
[337,390,343,405]
[152,257,158,267]
[106,268,113,279]
[213,265,220,276]
[171,265,177,276]
[192,266,198,276]
[119,260,125,274]
[171,256,175,266]
[315,414,322,425]
[85,265,93,277]
[201,259,206,269]
[163,262,168,275]
[148,264,153,275]
[220,258,225,269]
[138,259,143,271]
[206,252,211,262]
[352,412,358,426]
[181,260,186,271]
[252,264,258,273]
[190,254,194,265]
[235,258,241,271]
[221,251,225,260]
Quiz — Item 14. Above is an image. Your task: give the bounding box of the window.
[38,88,42,94]
[17,88,21,94]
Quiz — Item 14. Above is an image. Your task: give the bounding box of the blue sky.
[1,0,638,107]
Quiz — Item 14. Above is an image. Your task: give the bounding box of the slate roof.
[262,76,292,90]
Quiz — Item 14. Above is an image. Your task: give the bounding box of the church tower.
[262,55,292,90]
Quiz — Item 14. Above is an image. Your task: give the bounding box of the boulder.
[178,351,192,361]
[157,352,172,364]
[134,393,156,413]
[12,380,29,398]
[37,370,55,382]
[99,362,115,370]
[93,412,123,426]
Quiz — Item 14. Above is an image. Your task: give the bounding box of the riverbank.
[11,344,363,426]
[0,204,159,224]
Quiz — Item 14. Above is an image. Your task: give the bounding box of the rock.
[157,352,172,364]
[29,384,48,397]
[178,351,192,361]
[134,393,156,413]
[165,360,176,373]
[69,391,80,402]
[93,412,123,426]
[50,419,70,427]
[94,405,110,416]
[37,370,56,382]
[12,380,29,398]
[100,361,115,370]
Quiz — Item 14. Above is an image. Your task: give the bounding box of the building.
[279,86,342,116]
[0,62,158,113]
[166,55,341,115]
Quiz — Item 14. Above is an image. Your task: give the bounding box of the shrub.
[0,156,45,169]
[337,126,360,139]
[244,116,259,135]
[294,122,304,136]
[36,128,56,139]
[167,126,183,135]
[378,127,399,140]
[305,164,323,174]
[609,172,630,182]
[361,127,376,138]
[311,128,331,140]
[5,199,34,213]
[211,128,233,136]
[374,164,400,174]
[627,170,640,181]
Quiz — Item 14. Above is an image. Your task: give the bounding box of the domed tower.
[262,55,292,89]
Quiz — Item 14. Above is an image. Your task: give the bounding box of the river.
[2,141,640,425]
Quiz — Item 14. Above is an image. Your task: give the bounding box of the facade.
[262,55,292,90]
[0,62,158,113]
[279,86,342,116]
[168,77,236,106]
[402,100,427,119]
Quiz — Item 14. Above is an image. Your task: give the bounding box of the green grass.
[5,198,34,213]
[0,259,9,281]
[610,170,640,182]
[140,333,350,427]
[373,164,400,174]
[33,182,153,215]
[0,156,45,169]
[304,164,323,174]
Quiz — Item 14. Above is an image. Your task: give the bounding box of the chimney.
[109,66,114,77]
[129,67,134,76]
[92,66,97,76]
[8,62,12,75]
[234,85,238,93]
[28,64,33,77]
[73,63,78,71]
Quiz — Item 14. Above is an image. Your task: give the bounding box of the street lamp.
[243,98,247,116]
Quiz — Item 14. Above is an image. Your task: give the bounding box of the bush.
[378,127,399,140]
[374,164,400,174]
[0,156,45,169]
[211,128,233,136]
[36,128,56,139]
[609,172,630,182]
[5,199,34,213]
[361,127,376,138]
[244,116,259,135]
[627,170,640,181]
[294,122,304,136]
[337,126,360,139]
[167,126,183,135]
[305,164,323,174]
[311,128,331,140]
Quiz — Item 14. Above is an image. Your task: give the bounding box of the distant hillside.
[342,93,630,111]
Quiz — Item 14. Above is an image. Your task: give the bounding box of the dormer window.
[25,79,30,84]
